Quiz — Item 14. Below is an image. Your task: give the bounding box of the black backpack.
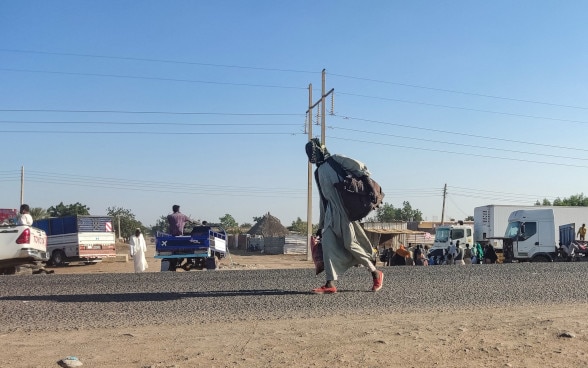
[320,157,385,221]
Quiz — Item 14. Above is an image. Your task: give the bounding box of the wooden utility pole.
[441,183,447,225]
[306,83,313,261]
[305,70,334,260]
[20,166,24,206]
[321,69,326,144]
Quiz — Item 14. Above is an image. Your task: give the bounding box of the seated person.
[167,204,198,236]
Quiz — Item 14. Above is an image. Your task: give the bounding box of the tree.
[30,207,48,221]
[557,193,588,206]
[150,215,169,235]
[375,201,423,222]
[289,217,318,234]
[219,214,239,233]
[465,215,474,221]
[47,202,90,217]
[106,206,143,239]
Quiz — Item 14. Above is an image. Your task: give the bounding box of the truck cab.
[503,209,557,262]
[429,222,474,258]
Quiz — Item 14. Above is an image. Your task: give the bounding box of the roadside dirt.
[6,243,588,367]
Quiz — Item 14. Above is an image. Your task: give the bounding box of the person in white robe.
[129,228,148,273]
[306,138,383,294]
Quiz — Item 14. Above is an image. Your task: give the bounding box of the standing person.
[578,224,587,241]
[475,243,484,264]
[167,205,198,236]
[129,228,148,273]
[17,204,33,225]
[463,243,473,264]
[484,244,498,264]
[446,241,456,265]
[305,138,383,294]
[454,242,465,265]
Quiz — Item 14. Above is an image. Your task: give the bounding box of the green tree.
[289,217,318,234]
[465,215,474,221]
[47,202,90,217]
[150,215,169,235]
[558,193,588,206]
[376,201,423,222]
[29,207,48,221]
[219,214,239,233]
[106,206,143,239]
[376,203,398,222]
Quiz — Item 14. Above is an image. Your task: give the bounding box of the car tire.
[51,250,66,267]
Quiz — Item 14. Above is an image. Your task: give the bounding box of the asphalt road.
[1,263,588,332]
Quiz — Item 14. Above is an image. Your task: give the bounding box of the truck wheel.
[0,267,16,275]
[51,250,66,267]
[532,255,550,262]
[205,257,218,270]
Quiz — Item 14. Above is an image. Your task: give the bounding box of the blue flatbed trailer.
[155,224,227,271]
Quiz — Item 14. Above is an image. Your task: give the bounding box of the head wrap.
[305,138,330,166]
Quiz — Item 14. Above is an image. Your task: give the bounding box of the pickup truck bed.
[0,224,48,274]
[155,224,227,271]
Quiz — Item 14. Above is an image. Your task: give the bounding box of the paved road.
[1,263,588,332]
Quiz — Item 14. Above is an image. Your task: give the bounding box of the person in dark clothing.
[484,244,498,264]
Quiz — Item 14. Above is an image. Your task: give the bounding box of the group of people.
[428,242,498,265]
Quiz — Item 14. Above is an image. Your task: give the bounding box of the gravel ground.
[1,262,588,333]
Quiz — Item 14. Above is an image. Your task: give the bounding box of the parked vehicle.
[155,223,227,271]
[474,205,542,250]
[501,208,588,262]
[34,216,116,266]
[0,221,48,274]
[428,221,474,259]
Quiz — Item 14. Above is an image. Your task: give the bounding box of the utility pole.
[20,166,24,206]
[305,70,334,260]
[441,183,447,225]
[306,83,313,261]
[321,69,326,144]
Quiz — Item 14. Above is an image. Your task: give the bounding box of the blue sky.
[2,1,588,227]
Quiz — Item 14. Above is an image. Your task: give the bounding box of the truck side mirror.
[520,224,526,235]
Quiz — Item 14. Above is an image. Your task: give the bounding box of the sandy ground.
[3,245,588,367]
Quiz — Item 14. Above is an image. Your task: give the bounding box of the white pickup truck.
[0,223,49,274]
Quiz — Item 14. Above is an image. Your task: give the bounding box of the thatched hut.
[247,212,289,237]
[247,212,290,254]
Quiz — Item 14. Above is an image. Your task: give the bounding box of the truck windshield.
[434,228,450,242]
[504,221,520,239]
[435,228,466,243]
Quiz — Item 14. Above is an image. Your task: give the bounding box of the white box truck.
[502,207,588,262]
[474,205,542,250]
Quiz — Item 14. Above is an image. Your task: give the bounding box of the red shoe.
[372,270,384,292]
[312,285,337,294]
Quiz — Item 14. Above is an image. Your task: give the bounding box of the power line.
[0,109,303,116]
[2,48,585,111]
[0,120,301,126]
[0,130,303,135]
[328,136,588,169]
[331,126,588,162]
[330,73,588,110]
[0,67,308,90]
[333,114,588,152]
[337,92,588,126]
[0,48,319,74]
